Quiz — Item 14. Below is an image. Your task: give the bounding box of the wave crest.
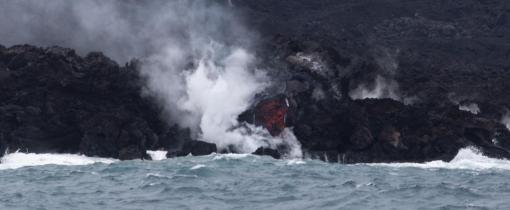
[368,147,510,171]
[0,152,117,170]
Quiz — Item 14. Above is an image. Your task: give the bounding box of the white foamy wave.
[286,159,306,165]
[147,150,168,161]
[212,153,251,160]
[190,164,206,170]
[146,173,163,178]
[0,152,117,170]
[368,147,510,171]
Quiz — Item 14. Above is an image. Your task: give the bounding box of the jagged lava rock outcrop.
[0,45,199,160]
[240,33,510,162]
[2,43,510,163]
[234,0,510,162]
[2,0,510,163]
[238,0,510,110]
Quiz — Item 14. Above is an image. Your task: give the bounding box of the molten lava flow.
[254,97,289,136]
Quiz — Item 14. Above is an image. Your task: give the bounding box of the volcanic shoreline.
[1,0,510,163]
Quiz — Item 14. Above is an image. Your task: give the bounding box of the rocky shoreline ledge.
[1,43,509,163]
[1,1,509,163]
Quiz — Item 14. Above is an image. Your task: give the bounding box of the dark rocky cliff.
[0,45,192,160]
[1,0,510,163]
[236,0,510,109]
[234,0,510,162]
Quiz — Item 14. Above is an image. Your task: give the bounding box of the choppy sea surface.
[1,148,509,210]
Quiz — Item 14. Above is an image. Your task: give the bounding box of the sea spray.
[147,150,168,161]
[367,147,510,171]
[1,151,510,209]
[142,40,303,155]
[178,46,268,152]
[0,152,116,170]
[134,3,301,156]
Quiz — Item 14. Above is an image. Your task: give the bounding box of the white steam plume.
[502,114,510,131]
[459,103,480,115]
[349,75,401,101]
[0,0,253,63]
[0,0,302,156]
[349,47,404,102]
[348,47,419,105]
[141,29,302,156]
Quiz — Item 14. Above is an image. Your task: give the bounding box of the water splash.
[147,150,168,161]
[0,152,116,170]
[368,147,510,171]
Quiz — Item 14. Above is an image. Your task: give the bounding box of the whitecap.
[146,173,164,178]
[212,153,250,160]
[190,164,206,170]
[286,159,306,165]
[368,147,510,171]
[0,152,117,170]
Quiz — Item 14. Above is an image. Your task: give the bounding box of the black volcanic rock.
[2,1,510,164]
[79,113,157,160]
[246,93,510,163]
[238,16,510,163]
[0,45,187,160]
[172,141,217,157]
[253,147,281,159]
[239,0,510,111]
[232,0,510,163]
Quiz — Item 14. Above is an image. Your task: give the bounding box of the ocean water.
[1,148,509,210]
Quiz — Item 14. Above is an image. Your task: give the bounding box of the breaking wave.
[3,147,509,172]
[0,152,117,170]
[367,147,510,171]
[1,149,509,209]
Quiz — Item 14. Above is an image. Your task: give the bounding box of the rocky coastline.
[1,41,509,163]
[1,0,509,163]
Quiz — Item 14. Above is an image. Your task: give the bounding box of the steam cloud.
[0,0,302,157]
[349,75,401,101]
[348,47,419,105]
[459,103,480,115]
[349,47,404,102]
[502,114,510,131]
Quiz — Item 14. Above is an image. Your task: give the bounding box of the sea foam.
[147,150,168,161]
[3,147,510,171]
[368,147,510,171]
[0,152,117,170]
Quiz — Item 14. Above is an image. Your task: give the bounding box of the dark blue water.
[1,149,510,210]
